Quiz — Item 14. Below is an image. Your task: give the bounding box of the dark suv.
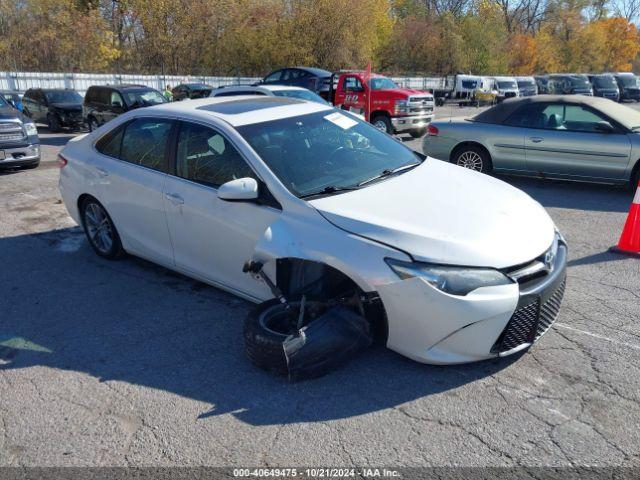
[260,67,333,98]
[172,83,213,101]
[83,84,166,130]
[0,93,40,170]
[22,88,84,132]
[547,74,593,95]
[587,74,620,101]
[613,73,640,102]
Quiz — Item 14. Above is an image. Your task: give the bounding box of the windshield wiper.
[299,185,360,199]
[358,162,421,187]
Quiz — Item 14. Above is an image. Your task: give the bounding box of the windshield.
[619,75,639,87]
[369,77,398,91]
[45,90,82,104]
[569,77,590,87]
[272,89,329,105]
[236,110,422,198]
[592,76,617,88]
[497,81,517,89]
[123,89,166,107]
[517,80,534,88]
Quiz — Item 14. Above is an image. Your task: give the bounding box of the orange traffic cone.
[610,182,640,258]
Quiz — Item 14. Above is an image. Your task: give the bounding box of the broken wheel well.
[275,258,388,343]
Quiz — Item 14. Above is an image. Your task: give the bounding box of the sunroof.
[197,97,303,114]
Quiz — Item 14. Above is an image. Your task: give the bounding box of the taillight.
[57,154,68,168]
[427,124,439,136]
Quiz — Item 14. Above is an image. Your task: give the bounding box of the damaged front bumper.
[377,243,567,364]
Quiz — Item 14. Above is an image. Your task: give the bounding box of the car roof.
[292,67,332,77]
[143,96,332,127]
[473,94,640,128]
[214,85,308,94]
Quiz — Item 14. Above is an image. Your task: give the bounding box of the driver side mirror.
[217,177,259,201]
[594,121,615,133]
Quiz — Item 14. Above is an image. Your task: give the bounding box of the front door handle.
[529,137,544,143]
[95,167,109,177]
[165,193,184,205]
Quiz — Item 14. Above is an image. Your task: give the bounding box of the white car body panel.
[310,159,555,269]
[59,97,564,365]
[378,279,518,363]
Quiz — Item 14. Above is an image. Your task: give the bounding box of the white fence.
[0,72,262,96]
[0,71,444,96]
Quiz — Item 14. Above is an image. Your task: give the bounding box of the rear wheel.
[452,145,492,173]
[80,198,124,259]
[371,115,393,134]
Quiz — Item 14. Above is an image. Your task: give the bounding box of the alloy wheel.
[84,203,114,254]
[457,151,483,171]
[373,120,388,132]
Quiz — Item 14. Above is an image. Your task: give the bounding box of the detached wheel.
[243,299,293,375]
[47,114,61,133]
[452,145,492,173]
[371,115,393,134]
[80,198,124,259]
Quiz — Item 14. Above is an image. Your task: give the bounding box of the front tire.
[80,198,124,259]
[371,115,393,135]
[47,114,61,133]
[452,145,492,173]
[88,117,99,132]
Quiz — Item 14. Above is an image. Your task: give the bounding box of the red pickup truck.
[329,71,435,138]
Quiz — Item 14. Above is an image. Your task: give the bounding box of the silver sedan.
[423,95,640,189]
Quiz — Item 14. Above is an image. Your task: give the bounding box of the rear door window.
[118,118,173,172]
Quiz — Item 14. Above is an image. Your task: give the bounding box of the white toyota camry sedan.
[59,96,567,365]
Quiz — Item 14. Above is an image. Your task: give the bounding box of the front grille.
[0,122,25,142]
[504,91,517,98]
[409,107,433,114]
[491,278,566,353]
[536,279,565,340]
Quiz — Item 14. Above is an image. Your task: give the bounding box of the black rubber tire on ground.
[80,197,125,260]
[631,165,640,191]
[48,114,62,133]
[371,115,393,135]
[409,128,427,139]
[243,299,290,376]
[451,145,492,174]
[88,117,99,132]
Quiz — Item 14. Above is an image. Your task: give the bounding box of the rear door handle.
[96,167,109,177]
[529,137,544,143]
[165,193,184,205]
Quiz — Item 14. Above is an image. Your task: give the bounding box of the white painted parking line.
[555,323,640,351]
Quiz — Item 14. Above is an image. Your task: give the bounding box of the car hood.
[50,102,82,111]
[0,106,26,122]
[384,88,433,98]
[309,160,555,269]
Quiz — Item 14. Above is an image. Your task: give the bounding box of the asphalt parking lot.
[1,104,639,467]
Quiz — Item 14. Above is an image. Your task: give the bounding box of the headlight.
[394,100,408,115]
[24,122,38,136]
[385,258,513,296]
